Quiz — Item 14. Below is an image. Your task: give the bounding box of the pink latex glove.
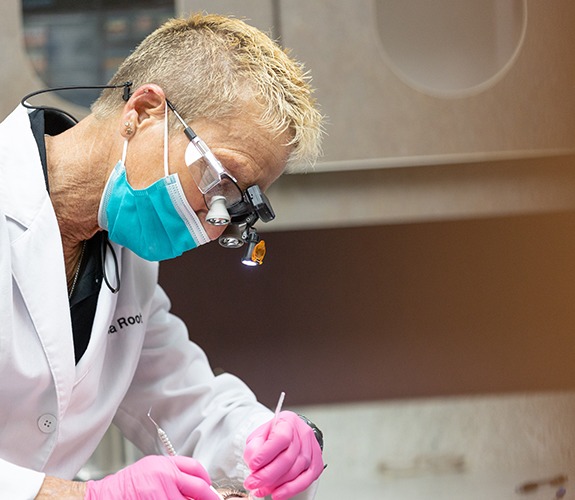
[243,411,324,500]
[85,455,220,500]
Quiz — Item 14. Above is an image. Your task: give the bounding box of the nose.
[201,214,227,241]
[203,220,227,242]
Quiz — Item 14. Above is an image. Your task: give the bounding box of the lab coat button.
[37,414,57,434]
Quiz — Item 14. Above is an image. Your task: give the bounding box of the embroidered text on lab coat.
[108,313,143,334]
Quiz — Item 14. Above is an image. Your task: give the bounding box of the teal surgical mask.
[98,108,210,261]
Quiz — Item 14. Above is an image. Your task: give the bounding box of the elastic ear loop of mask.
[102,133,128,295]
[121,138,129,164]
[163,104,170,177]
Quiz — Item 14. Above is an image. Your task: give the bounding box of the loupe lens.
[219,224,245,248]
[186,140,243,209]
[206,196,230,226]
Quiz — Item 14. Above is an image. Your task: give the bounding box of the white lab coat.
[0,105,301,499]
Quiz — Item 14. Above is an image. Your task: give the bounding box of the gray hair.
[91,13,323,169]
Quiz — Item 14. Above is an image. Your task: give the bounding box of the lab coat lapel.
[12,213,124,404]
[11,199,76,418]
[5,106,76,418]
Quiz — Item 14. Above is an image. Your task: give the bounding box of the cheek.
[204,224,226,241]
[178,177,225,241]
[177,172,225,242]
[178,168,206,212]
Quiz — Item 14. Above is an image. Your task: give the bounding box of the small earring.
[124,121,133,135]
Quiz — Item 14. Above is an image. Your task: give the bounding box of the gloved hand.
[243,411,324,500]
[84,455,220,500]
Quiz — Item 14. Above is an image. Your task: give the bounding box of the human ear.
[119,84,167,138]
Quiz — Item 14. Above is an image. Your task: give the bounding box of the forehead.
[192,115,292,191]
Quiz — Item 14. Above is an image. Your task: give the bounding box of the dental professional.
[0,13,324,500]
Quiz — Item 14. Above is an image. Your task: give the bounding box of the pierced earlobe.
[124,121,134,135]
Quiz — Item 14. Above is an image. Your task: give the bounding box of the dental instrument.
[272,391,286,431]
[148,408,224,500]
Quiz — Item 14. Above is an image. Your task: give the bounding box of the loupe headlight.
[218,185,275,265]
[241,228,266,266]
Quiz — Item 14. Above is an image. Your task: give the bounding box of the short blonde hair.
[92,13,323,169]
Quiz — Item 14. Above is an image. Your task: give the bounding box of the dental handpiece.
[147,408,224,500]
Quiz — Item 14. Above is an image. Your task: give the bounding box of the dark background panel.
[21,1,174,107]
[159,212,575,409]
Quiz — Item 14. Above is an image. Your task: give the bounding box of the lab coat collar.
[0,105,50,228]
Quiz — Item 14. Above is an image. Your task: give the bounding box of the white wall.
[295,392,574,500]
